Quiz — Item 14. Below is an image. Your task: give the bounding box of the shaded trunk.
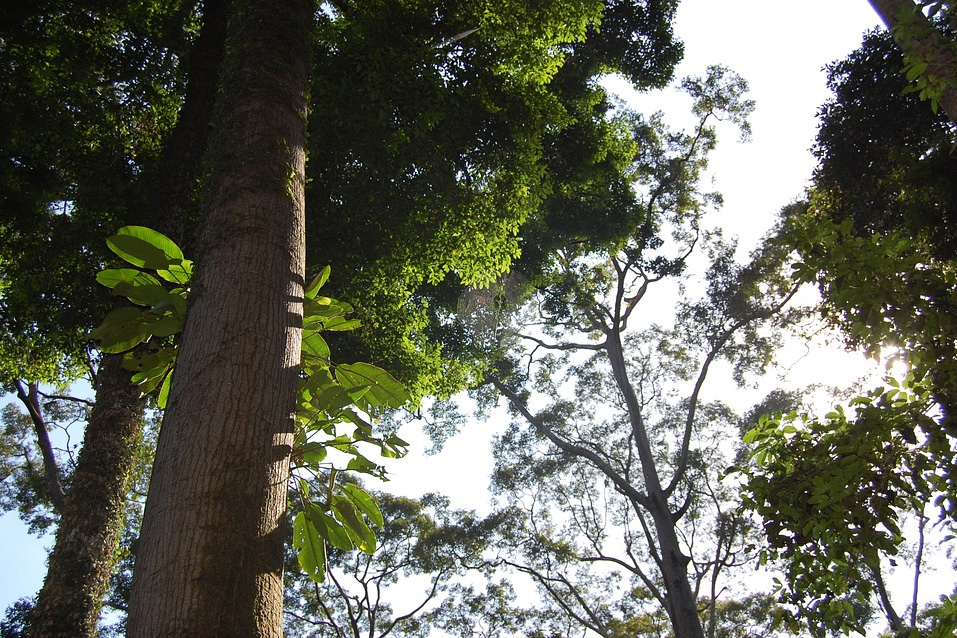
[144,0,228,247]
[28,3,229,635]
[29,356,145,638]
[126,0,311,634]
[867,0,957,125]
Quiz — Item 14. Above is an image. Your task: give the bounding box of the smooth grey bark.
[126,0,311,634]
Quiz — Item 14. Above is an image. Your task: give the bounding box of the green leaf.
[96,269,162,290]
[112,279,177,309]
[90,306,154,352]
[335,362,410,410]
[107,226,183,269]
[297,441,327,466]
[322,317,362,332]
[293,511,326,583]
[332,494,376,553]
[156,260,193,285]
[341,483,384,528]
[304,266,330,300]
[157,369,173,408]
[301,330,330,361]
[306,504,353,551]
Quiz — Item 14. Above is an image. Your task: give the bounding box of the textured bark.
[868,0,957,125]
[27,4,230,635]
[126,0,311,635]
[29,355,145,638]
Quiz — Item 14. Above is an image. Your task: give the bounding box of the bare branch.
[666,283,800,497]
[488,375,651,510]
[14,380,66,512]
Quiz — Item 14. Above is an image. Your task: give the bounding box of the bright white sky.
[0,0,888,623]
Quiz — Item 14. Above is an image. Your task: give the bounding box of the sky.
[0,0,892,625]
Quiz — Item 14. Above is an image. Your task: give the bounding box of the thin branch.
[666,284,799,497]
[37,391,95,407]
[516,332,604,352]
[14,380,66,512]
[912,511,928,628]
[379,567,450,638]
[488,375,651,510]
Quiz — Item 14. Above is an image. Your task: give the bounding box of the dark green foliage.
[304,0,684,399]
[0,1,195,382]
[813,28,957,260]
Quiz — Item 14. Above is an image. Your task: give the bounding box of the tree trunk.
[605,336,705,638]
[126,0,311,634]
[27,3,230,635]
[867,0,957,125]
[29,356,145,638]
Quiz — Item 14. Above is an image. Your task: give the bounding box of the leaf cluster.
[740,375,946,636]
[87,227,412,585]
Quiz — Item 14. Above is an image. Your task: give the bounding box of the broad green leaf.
[301,330,330,360]
[293,511,326,583]
[148,314,183,338]
[90,306,154,352]
[341,483,384,528]
[304,266,330,300]
[315,385,354,413]
[112,279,177,309]
[335,362,410,410]
[156,260,193,285]
[134,366,171,396]
[322,317,362,332]
[296,441,327,466]
[116,225,183,259]
[108,226,183,269]
[332,495,376,553]
[97,269,162,290]
[306,504,353,551]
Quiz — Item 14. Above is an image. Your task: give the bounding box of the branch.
[379,567,450,638]
[488,374,651,510]
[871,563,905,632]
[516,332,604,352]
[13,380,66,513]
[501,560,611,638]
[37,391,94,407]
[666,284,799,497]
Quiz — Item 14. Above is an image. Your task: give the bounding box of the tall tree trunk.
[126,0,311,634]
[28,356,145,638]
[604,334,704,638]
[27,3,229,635]
[867,0,957,125]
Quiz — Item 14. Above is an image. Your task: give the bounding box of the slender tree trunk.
[145,0,228,248]
[29,356,145,638]
[605,336,705,638]
[126,0,312,634]
[27,3,229,635]
[867,0,957,125]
